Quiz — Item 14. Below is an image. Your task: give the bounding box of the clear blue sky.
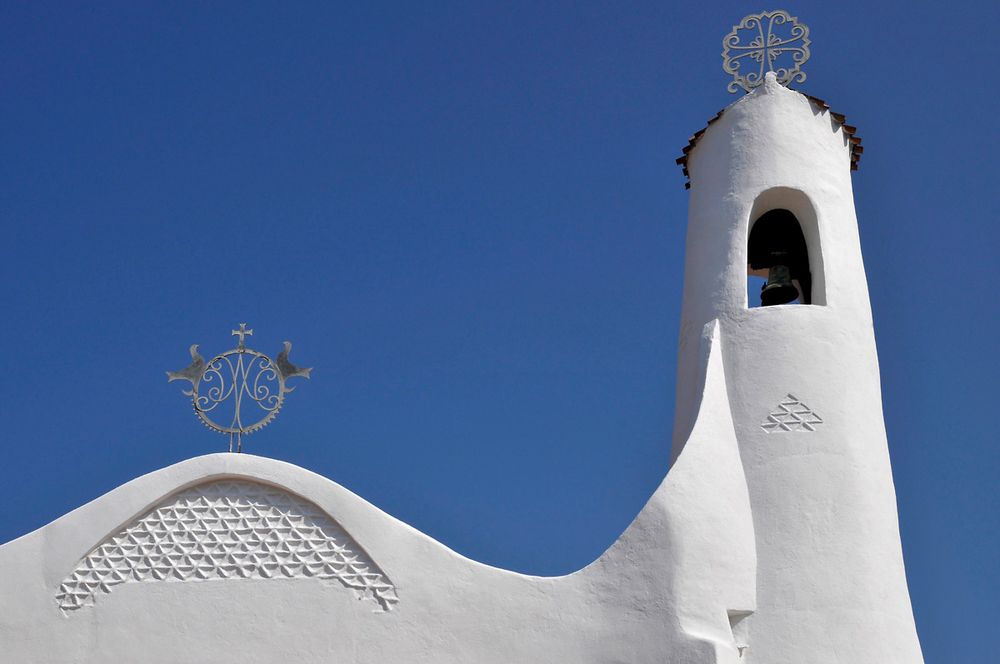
[1,2,996,660]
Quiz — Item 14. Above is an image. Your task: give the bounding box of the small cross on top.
[231,323,253,349]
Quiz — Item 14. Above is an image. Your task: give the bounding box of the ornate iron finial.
[167,324,312,453]
[722,10,811,94]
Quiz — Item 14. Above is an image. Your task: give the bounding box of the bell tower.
[672,13,924,664]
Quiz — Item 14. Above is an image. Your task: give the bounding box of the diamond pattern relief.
[56,480,398,612]
[761,394,823,432]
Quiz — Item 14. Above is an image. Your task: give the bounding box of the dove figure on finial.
[276,341,312,386]
[166,344,205,391]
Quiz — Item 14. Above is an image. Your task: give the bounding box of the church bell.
[747,208,811,306]
[760,260,799,306]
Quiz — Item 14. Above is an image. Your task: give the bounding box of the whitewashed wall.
[0,323,755,663]
[674,73,923,663]
[0,74,922,664]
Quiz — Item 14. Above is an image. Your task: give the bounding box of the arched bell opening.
[747,209,812,306]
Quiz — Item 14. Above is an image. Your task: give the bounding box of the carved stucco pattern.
[761,394,823,432]
[56,480,398,612]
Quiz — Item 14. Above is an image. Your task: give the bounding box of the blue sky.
[1,1,997,660]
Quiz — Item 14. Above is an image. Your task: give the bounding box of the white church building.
[0,15,924,664]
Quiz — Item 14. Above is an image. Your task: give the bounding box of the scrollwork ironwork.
[167,323,312,452]
[722,10,811,94]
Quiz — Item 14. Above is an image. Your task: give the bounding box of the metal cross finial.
[231,323,253,349]
[167,324,312,453]
[722,10,811,93]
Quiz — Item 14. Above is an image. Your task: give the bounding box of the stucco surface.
[0,323,755,664]
[0,75,922,663]
[673,73,923,663]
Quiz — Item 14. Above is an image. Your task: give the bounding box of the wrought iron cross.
[231,323,253,348]
[167,324,312,452]
[722,10,811,93]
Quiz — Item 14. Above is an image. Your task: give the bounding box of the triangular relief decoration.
[56,480,398,613]
[761,394,823,432]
